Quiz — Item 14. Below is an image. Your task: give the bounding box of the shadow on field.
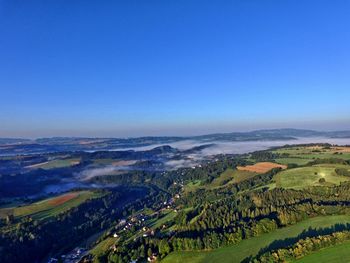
[241,223,350,263]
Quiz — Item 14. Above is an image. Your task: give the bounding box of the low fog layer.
[113,137,350,155]
[79,137,350,178]
[78,166,125,180]
[36,137,350,195]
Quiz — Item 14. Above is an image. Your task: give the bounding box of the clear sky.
[0,0,349,138]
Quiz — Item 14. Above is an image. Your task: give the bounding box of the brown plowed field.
[48,192,79,206]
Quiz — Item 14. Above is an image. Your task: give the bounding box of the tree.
[159,240,171,258]
[6,214,14,225]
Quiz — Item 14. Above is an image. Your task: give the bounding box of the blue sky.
[0,0,349,137]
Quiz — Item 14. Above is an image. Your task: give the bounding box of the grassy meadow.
[162,215,350,263]
[0,190,102,221]
[274,166,350,189]
[273,146,350,166]
[26,158,81,170]
[185,169,257,193]
[293,240,350,263]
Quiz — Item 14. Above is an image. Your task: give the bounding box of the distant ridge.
[0,138,32,145]
[1,128,350,142]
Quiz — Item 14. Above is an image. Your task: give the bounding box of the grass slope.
[293,240,350,263]
[211,168,257,186]
[0,190,102,221]
[162,215,350,263]
[273,146,350,166]
[90,237,117,258]
[185,169,257,193]
[274,166,350,189]
[275,158,312,166]
[27,158,81,169]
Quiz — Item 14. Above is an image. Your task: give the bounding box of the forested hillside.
[2,144,350,263]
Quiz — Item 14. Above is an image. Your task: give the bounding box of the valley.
[1,130,350,263]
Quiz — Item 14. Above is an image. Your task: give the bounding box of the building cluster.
[48,247,87,263]
[47,194,181,263]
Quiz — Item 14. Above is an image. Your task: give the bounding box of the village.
[47,190,182,263]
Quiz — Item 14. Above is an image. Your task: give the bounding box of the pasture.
[147,210,177,229]
[92,159,137,166]
[90,237,117,258]
[26,158,81,169]
[185,169,257,192]
[162,215,350,263]
[293,240,350,263]
[274,166,350,190]
[211,168,257,187]
[184,180,202,192]
[272,146,350,166]
[274,157,312,166]
[0,190,102,221]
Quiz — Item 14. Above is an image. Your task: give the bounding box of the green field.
[275,157,312,166]
[184,180,203,192]
[90,236,117,258]
[148,210,177,229]
[273,146,350,166]
[185,169,257,192]
[274,166,350,189]
[134,210,178,241]
[210,168,237,187]
[218,169,257,184]
[0,190,102,221]
[27,158,81,169]
[293,240,350,263]
[162,215,350,263]
[93,158,115,165]
[314,163,350,169]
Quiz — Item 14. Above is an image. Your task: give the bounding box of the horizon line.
[1,127,350,141]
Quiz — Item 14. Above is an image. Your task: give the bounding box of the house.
[118,219,126,226]
[147,254,158,262]
[111,244,117,252]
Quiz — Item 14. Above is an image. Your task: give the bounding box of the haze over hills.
[1,129,350,156]
[2,129,350,262]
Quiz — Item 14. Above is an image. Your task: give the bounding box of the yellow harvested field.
[332,146,350,153]
[237,162,287,173]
